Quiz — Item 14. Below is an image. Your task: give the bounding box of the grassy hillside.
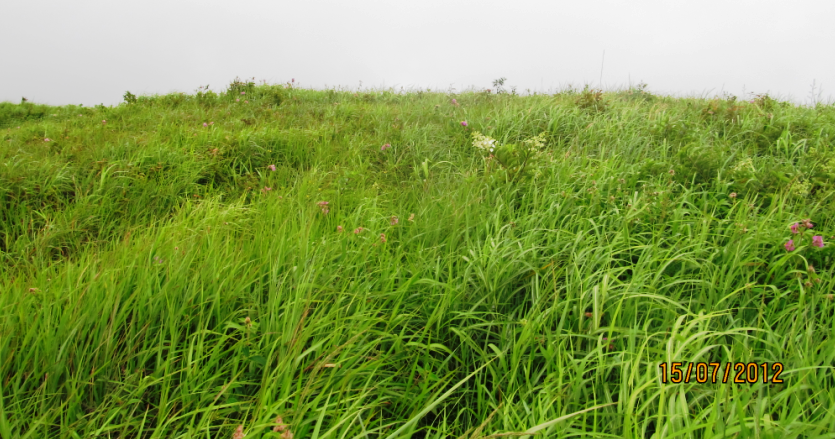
[2,79,835,438]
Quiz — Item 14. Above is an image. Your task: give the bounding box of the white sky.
[2,0,833,106]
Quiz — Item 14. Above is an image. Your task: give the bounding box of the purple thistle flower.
[268,164,276,171]
[203,122,208,127]
[784,240,796,252]
[813,236,824,248]
[461,121,468,127]
[791,223,799,234]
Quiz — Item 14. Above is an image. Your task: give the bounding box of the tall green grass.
[2,81,835,438]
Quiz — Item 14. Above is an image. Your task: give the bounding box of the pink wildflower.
[408,213,415,222]
[232,425,244,439]
[381,143,391,151]
[262,186,272,193]
[353,227,363,234]
[461,121,468,127]
[784,240,796,252]
[729,192,737,199]
[102,120,107,124]
[390,216,398,225]
[273,416,288,432]
[268,164,276,171]
[203,122,208,127]
[380,233,386,243]
[291,78,295,83]
[803,219,814,229]
[791,223,799,234]
[813,236,825,248]
[209,121,214,125]
[451,99,458,106]
[317,201,329,207]
[241,91,246,95]
[244,100,248,103]
[337,225,344,233]
[44,138,51,142]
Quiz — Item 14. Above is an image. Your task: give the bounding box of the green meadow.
[2,79,835,438]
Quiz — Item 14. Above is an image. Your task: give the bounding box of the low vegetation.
[1,78,835,438]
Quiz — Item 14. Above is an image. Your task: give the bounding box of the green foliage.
[123,91,137,104]
[576,86,608,112]
[2,83,835,438]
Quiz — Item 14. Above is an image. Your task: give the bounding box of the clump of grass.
[1,80,835,438]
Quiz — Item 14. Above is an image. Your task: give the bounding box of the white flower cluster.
[472,131,497,153]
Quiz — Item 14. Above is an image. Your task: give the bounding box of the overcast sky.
[2,0,833,107]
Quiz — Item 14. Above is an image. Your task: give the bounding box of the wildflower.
[381,143,391,151]
[317,201,329,207]
[102,120,107,124]
[809,265,816,273]
[380,233,386,243]
[390,216,398,225]
[291,78,295,83]
[244,316,252,327]
[209,121,214,125]
[791,223,799,234]
[262,186,272,194]
[29,288,39,293]
[408,213,415,222]
[784,240,796,251]
[236,98,240,102]
[44,138,51,142]
[241,91,246,95]
[813,235,825,248]
[232,425,244,439]
[337,225,344,233]
[244,100,248,103]
[584,312,593,318]
[461,121,468,127]
[729,192,737,199]
[281,431,293,439]
[471,131,496,153]
[273,416,288,433]
[268,164,276,171]
[668,169,675,176]
[353,227,363,234]
[802,219,814,229]
[451,98,459,106]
